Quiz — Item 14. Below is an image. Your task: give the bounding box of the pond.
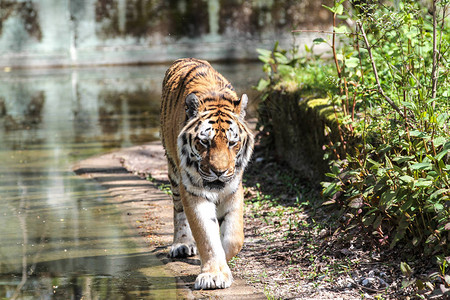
[0,62,262,299]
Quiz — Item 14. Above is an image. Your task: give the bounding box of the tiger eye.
[198,138,209,148]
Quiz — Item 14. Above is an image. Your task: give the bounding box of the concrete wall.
[0,0,331,68]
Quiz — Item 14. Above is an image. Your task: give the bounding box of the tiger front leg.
[168,168,197,258]
[182,194,233,289]
[218,184,244,261]
[170,206,197,258]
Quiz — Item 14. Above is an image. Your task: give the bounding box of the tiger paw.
[194,269,233,290]
[169,243,197,258]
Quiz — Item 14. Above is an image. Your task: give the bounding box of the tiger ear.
[236,94,248,119]
[185,93,199,119]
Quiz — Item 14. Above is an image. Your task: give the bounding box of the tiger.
[160,58,254,289]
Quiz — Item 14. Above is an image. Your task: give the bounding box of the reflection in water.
[0,65,171,299]
[0,63,262,298]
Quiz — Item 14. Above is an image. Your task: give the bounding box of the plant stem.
[357,21,405,119]
[431,0,439,103]
[332,13,342,81]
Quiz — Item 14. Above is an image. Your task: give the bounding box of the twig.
[291,29,359,36]
[356,21,405,119]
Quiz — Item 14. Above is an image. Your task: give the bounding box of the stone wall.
[260,88,341,182]
[0,0,331,68]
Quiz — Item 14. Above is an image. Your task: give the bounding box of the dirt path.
[72,141,265,299]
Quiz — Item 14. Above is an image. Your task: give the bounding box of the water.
[0,62,262,299]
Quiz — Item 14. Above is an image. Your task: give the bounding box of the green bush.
[256,0,450,282]
[319,0,450,257]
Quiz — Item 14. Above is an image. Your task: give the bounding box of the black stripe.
[185,188,202,198]
[169,176,179,188]
[219,92,234,102]
[167,156,177,173]
[185,171,200,188]
[170,64,205,115]
[181,133,188,146]
[181,147,187,157]
[184,117,203,132]
[186,156,195,167]
[185,70,207,86]
[215,74,225,83]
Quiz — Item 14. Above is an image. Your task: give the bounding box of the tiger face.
[177,93,252,194]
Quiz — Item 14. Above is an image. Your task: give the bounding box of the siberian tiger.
[160,58,254,289]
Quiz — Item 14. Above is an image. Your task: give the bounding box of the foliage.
[319,0,450,257]
[255,41,336,99]
[255,41,337,150]
[256,0,450,296]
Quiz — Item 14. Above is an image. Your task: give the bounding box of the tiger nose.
[211,168,226,177]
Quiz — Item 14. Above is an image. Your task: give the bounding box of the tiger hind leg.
[167,166,197,258]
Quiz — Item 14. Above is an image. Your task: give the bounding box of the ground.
[73,142,446,300]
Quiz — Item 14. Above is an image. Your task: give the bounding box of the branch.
[291,29,359,36]
[356,21,405,119]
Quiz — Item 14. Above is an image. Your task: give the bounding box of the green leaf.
[256,49,272,60]
[415,180,432,187]
[380,190,396,210]
[274,52,290,65]
[277,65,294,76]
[410,162,432,170]
[322,4,334,12]
[373,214,384,229]
[393,155,415,164]
[400,262,413,277]
[401,198,414,211]
[399,175,414,183]
[334,25,349,34]
[322,3,344,14]
[323,182,339,197]
[434,202,444,211]
[256,48,272,57]
[435,149,450,162]
[345,57,359,68]
[313,38,326,45]
[409,130,430,139]
[325,173,337,179]
[433,136,447,147]
[430,189,449,200]
[335,4,344,15]
[367,158,381,168]
[255,78,269,91]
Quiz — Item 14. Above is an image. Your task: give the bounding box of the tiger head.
[178,92,254,191]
